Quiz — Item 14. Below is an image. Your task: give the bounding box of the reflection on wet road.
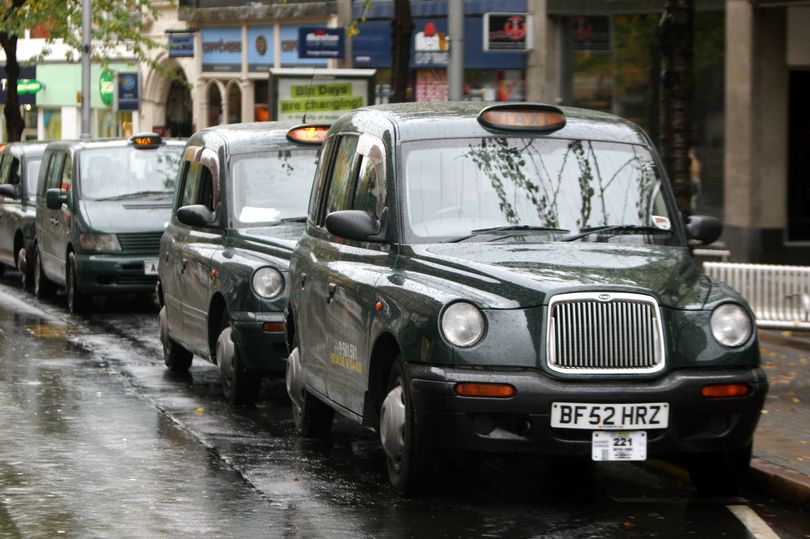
[0,277,806,538]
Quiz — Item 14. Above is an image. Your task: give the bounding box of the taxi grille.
[117,232,163,254]
[546,292,665,374]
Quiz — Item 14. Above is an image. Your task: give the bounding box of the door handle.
[49,217,58,225]
[300,272,306,289]
[326,282,336,303]
[180,258,188,273]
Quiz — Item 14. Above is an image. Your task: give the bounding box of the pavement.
[746,329,810,508]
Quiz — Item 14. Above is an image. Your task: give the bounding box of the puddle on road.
[24,324,80,338]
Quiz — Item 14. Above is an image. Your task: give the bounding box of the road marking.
[727,505,780,539]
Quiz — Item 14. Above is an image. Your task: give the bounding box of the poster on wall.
[484,13,533,52]
[269,68,376,122]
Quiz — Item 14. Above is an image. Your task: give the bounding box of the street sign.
[115,72,139,111]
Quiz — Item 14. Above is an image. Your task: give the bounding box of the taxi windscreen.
[403,137,677,245]
[25,158,42,201]
[230,148,320,226]
[79,146,182,201]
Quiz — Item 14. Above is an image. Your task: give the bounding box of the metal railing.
[703,262,810,329]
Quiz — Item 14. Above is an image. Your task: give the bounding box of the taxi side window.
[47,153,66,193]
[1,156,20,186]
[197,166,215,212]
[179,160,201,207]
[352,155,385,219]
[324,135,360,220]
[60,155,73,196]
[308,136,336,220]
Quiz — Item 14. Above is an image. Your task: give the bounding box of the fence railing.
[703,262,810,329]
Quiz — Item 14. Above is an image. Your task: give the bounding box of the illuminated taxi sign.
[477,104,566,133]
[129,132,163,149]
[286,124,330,145]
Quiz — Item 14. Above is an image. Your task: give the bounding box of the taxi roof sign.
[286,125,330,145]
[477,104,566,134]
[129,132,163,149]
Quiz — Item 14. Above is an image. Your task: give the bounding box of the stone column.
[526,0,559,103]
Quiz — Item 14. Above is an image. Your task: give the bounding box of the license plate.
[592,431,647,461]
[144,258,159,275]
[551,402,669,430]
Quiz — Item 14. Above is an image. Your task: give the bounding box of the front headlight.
[79,233,121,252]
[440,301,485,347]
[710,303,753,347]
[252,267,284,299]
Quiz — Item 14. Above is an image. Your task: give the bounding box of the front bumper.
[75,253,159,293]
[407,364,767,457]
[230,310,287,373]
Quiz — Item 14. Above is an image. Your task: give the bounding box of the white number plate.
[551,402,669,430]
[144,259,159,275]
[592,431,647,461]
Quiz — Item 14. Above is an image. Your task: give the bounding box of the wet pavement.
[0,271,808,538]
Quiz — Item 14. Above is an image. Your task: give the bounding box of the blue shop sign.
[168,33,195,58]
[0,65,37,105]
[298,26,345,59]
[281,25,327,66]
[115,72,139,111]
[248,26,275,72]
[202,27,242,72]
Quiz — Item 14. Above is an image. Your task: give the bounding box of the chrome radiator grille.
[117,232,163,254]
[547,292,665,374]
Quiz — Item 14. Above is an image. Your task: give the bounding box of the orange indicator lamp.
[454,383,516,398]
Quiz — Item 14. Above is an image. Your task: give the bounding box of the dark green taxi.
[33,134,183,313]
[0,142,46,288]
[158,122,327,405]
[284,103,767,495]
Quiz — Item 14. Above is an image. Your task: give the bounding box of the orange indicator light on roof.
[455,383,516,398]
[478,104,566,133]
[286,124,330,145]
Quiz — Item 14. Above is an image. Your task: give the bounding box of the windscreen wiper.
[96,190,171,201]
[449,225,569,243]
[562,224,670,242]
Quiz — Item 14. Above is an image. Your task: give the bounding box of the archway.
[225,80,242,124]
[166,71,193,137]
[206,81,224,127]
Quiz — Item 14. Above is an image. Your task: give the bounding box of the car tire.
[380,357,431,496]
[18,245,34,290]
[288,342,334,437]
[217,313,261,406]
[159,306,193,373]
[686,443,752,496]
[33,246,55,299]
[66,252,89,314]
[0,262,5,279]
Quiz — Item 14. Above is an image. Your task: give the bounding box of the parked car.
[284,102,768,495]
[0,141,46,288]
[33,133,184,313]
[157,122,328,405]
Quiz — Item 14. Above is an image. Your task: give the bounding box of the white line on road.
[727,505,781,539]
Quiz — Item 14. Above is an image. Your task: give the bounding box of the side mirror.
[46,188,67,210]
[685,214,722,245]
[0,184,19,199]
[176,204,217,228]
[325,210,383,242]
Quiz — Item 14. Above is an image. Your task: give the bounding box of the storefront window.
[95,110,133,138]
[43,109,62,141]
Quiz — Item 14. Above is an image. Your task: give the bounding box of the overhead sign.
[413,21,449,67]
[269,68,376,122]
[169,33,195,58]
[484,13,533,52]
[17,79,44,94]
[201,27,242,72]
[115,72,139,111]
[298,27,345,59]
[280,25,327,67]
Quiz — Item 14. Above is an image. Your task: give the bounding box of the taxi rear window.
[402,137,675,245]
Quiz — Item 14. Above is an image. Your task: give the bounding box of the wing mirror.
[325,209,386,242]
[46,188,67,209]
[685,214,722,245]
[176,204,217,228]
[0,184,20,199]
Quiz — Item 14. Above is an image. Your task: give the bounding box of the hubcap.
[380,384,406,463]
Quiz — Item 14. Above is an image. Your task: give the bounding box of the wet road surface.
[0,272,807,538]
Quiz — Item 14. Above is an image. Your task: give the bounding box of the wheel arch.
[208,291,228,361]
[13,230,25,265]
[363,332,401,430]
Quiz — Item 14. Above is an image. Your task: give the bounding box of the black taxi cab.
[0,141,46,288]
[158,122,327,405]
[33,134,183,313]
[284,102,767,495]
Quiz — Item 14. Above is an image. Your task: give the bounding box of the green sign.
[99,70,114,106]
[17,79,44,94]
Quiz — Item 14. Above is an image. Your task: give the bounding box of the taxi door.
[323,134,393,414]
[0,152,19,264]
[38,151,71,284]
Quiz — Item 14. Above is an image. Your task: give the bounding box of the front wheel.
[159,306,193,373]
[288,345,334,437]
[686,443,752,495]
[33,246,56,299]
[17,245,34,290]
[380,357,431,496]
[217,313,261,406]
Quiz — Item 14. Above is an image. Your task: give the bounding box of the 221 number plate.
[592,431,647,461]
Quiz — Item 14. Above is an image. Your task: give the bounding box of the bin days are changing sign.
[277,79,366,122]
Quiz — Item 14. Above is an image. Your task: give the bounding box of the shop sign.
[115,72,139,111]
[413,21,449,67]
[1,65,37,105]
[280,25,327,67]
[570,16,611,51]
[248,26,275,72]
[17,79,44,94]
[484,13,532,52]
[169,33,195,58]
[99,70,115,106]
[202,27,242,72]
[298,27,345,59]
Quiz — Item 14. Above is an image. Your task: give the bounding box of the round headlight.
[441,302,485,347]
[252,267,284,299]
[710,303,753,347]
